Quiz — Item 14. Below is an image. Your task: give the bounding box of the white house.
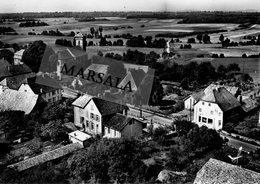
[193,86,242,130]
[72,95,128,135]
[74,32,84,49]
[72,95,145,138]
[185,84,239,110]
[14,49,25,65]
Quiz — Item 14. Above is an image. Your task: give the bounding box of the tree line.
[19,20,48,27]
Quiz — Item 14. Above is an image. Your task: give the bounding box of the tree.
[67,138,147,183]
[21,40,47,72]
[98,26,103,37]
[197,62,216,85]
[196,34,203,43]
[202,34,210,44]
[187,38,195,43]
[90,27,95,36]
[149,77,163,105]
[222,38,230,47]
[227,63,240,72]
[0,49,14,64]
[99,37,108,46]
[40,120,68,142]
[175,119,195,136]
[219,34,224,42]
[242,53,247,58]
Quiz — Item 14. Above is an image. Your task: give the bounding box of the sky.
[0,0,259,13]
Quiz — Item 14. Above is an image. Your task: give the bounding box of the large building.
[193,86,242,130]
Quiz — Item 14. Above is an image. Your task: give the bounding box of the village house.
[24,75,63,103]
[0,85,38,114]
[13,49,25,65]
[72,94,145,138]
[193,86,242,130]
[184,84,240,110]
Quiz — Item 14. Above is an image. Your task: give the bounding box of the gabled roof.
[0,73,35,90]
[242,98,260,113]
[201,87,241,112]
[74,32,83,38]
[72,94,93,108]
[187,84,239,103]
[117,71,138,91]
[103,113,133,131]
[92,97,128,116]
[14,49,25,56]
[84,64,108,75]
[57,47,88,60]
[194,158,260,184]
[0,60,32,79]
[72,95,128,115]
[0,88,38,114]
[27,75,62,94]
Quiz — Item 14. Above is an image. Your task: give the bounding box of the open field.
[0,17,259,62]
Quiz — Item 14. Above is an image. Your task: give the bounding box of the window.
[210,111,213,115]
[114,130,116,137]
[202,102,205,105]
[199,116,202,122]
[52,91,55,96]
[91,122,94,130]
[86,121,89,127]
[208,118,213,124]
[202,117,207,123]
[218,120,221,126]
[199,108,202,112]
[219,112,222,116]
[91,104,94,110]
[90,113,94,119]
[96,124,99,130]
[108,128,110,134]
[80,117,84,124]
[96,115,99,122]
[208,103,211,106]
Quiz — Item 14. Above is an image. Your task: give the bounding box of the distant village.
[0,28,260,183]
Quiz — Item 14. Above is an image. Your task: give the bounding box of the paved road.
[221,135,260,153]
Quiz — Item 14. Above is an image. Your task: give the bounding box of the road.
[221,135,260,153]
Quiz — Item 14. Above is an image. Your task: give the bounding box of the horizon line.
[1,10,260,14]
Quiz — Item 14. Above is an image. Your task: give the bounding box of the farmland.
[0,16,259,77]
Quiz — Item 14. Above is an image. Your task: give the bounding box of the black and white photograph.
[0,0,259,183]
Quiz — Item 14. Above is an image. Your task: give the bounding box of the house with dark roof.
[103,113,145,138]
[24,74,63,103]
[71,94,144,138]
[193,86,242,130]
[194,158,260,184]
[185,84,240,110]
[0,59,32,80]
